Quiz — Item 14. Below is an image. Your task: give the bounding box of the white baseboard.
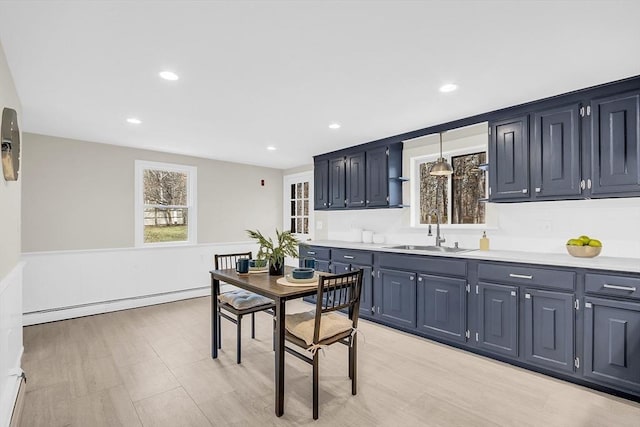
[23,286,210,326]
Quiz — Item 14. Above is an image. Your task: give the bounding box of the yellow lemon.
[578,235,591,244]
[567,239,584,246]
[588,239,602,247]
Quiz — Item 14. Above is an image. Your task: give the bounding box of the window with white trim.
[412,148,486,227]
[135,160,197,245]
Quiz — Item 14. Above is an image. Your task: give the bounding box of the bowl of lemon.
[566,235,602,258]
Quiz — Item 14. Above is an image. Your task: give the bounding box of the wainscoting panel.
[22,242,257,325]
[0,263,24,427]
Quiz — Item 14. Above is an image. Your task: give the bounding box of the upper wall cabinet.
[531,104,582,199]
[590,90,640,196]
[314,142,403,210]
[489,85,640,202]
[328,156,346,209]
[489,116,530,201]
[314,159,329,209]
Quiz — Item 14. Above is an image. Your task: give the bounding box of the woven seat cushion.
[218,289,273,310]
[285,310,353,346]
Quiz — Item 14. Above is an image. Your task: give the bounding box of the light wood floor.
[20,297,640,427]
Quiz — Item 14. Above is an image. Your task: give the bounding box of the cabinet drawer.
[585,273,640,300]
[331,249,373,265]
[378,253,466,277]
[300,246,331,260]
[478,263,575,291]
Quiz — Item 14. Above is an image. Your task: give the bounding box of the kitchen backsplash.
[314,197,640,259]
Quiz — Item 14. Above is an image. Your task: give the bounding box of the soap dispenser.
[479,231,490,251]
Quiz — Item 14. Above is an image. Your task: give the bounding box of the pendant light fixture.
[429,132,453,176]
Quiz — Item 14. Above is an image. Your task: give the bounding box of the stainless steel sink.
[385,244,472,253]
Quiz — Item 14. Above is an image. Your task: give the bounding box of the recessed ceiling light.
[266,146,277,151]
[439,83,458,93]
[159,71,179,81]
[126,117,142,124]
[328,123,341,129]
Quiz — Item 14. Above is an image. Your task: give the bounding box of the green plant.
[246,228,300,267]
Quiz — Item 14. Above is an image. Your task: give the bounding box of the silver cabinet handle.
[580,180,586,190]
[343,255,355,259]
[307,251,316,255]
[418,277,422,282]
[603,284,637,292]
[535,187,541,193]
[587,178,592,189]
[409,276,414,280]
[509,273,533,279]
[522,189,528,193]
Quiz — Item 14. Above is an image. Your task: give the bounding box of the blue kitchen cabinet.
[308,244,640,400]
[417,274,467,343]
[489,115,530,201]
[346,151,366,208]
[524,288,575,373]
[590,90,640,196]
[531,104,582,199]
[313,142,403,210]
[329,249,374,318]
[477,282,519,358]
[365,145,388,207]
[376,268,417,329]
[328,156,346,209]
[313,159,329,210]
[355,265,374,318]
[584,296,640,394]
[299,245,331,305]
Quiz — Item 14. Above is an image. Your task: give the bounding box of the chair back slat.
[313,270,363,343]
[214,252,252,270]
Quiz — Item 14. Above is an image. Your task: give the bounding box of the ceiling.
[0,1,638,169]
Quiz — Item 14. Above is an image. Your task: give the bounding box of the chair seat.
[219,289,273,310]
[285,310,353,346]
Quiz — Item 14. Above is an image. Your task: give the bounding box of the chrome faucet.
[428,211,446,247]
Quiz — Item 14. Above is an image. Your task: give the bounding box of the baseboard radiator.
[9,372,26,427]
[23,285,210,325]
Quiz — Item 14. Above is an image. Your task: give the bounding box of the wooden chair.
[284,270,364,419]
[214,252,275,364]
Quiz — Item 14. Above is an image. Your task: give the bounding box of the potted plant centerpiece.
[246,229,300,276]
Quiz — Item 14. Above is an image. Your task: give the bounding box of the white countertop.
[306,240,640,274]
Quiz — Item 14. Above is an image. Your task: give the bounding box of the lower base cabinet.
[354,265,373,318]
[477,282,519,358]
[417,274,467,342]
[376,269,417,329]
[299,245,640,400]
[524,289,575,373]
[584,296,640,393]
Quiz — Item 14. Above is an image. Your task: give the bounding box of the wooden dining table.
[209,267,319,417]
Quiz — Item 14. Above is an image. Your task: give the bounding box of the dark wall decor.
[1,107,20,181]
